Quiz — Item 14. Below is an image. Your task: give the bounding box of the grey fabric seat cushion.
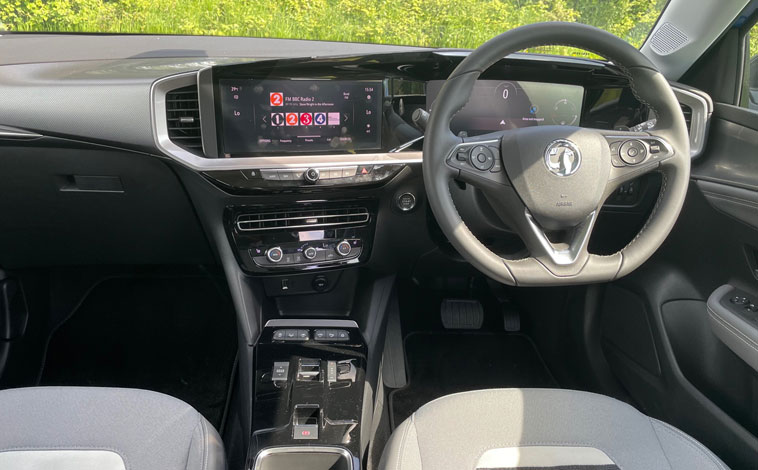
[0,386,225,470]
[380,388,728,470]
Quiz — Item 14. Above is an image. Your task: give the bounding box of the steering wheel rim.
[423,22,690,286]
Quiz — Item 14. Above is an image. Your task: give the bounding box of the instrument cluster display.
[426,80,584,135]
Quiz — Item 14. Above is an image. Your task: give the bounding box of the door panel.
[598,103,758,469]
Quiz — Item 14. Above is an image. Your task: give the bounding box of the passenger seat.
[0,386,225,470]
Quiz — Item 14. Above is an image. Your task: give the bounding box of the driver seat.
[380,389,727,470]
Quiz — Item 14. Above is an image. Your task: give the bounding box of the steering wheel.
[424,22,690,286]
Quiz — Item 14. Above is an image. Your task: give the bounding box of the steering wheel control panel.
[226,202,376,273]
[607,137,673,167]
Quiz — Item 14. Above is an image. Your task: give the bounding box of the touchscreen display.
[426,80,584,136]
[219,79,382,155]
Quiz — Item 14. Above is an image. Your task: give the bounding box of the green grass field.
[0,0,668,52]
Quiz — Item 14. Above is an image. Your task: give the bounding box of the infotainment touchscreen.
[218,79,382,156]
[426,80,584,136]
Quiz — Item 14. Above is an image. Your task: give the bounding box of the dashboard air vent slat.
[237,207,370,232]
[166,85,203,153]
[680,103,692,132]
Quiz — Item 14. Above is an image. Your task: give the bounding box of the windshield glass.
[0,0,666,54]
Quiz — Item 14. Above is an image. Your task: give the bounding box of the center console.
[247,320,368,470]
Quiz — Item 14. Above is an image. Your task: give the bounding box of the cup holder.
[253,446,355,470]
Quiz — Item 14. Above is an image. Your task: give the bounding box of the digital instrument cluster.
[426,80,584,136]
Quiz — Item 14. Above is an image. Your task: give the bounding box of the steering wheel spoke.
[521,207,598,267]
[445,133,511,190]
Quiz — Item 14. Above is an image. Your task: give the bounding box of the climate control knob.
[336,240,352,257]
[303,246,318,260]
[304,168,320,184]
[266,246,284,263]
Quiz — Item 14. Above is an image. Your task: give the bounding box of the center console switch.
[251,321,366,458]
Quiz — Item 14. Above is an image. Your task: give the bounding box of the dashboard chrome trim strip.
[150,71,423,171]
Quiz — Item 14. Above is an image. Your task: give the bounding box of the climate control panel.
[226,202,376,273]
[252,238,363,268]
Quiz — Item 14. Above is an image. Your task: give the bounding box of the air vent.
[237,207,370,232]
[680,103,693,132]
[166,85,203,154]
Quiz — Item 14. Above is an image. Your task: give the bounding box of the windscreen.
[0,1,667,56]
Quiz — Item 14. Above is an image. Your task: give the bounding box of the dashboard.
[0,39,713,277]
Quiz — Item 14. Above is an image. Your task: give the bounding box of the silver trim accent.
[151,72,422,171]
[524,209,597,266]
[236,209,370,232]
[253,446,356,470]
[0,125,42,140]
[336,240,352,257]
[265,247,283,263]
[265,319,359,328]
[390,135,424,152]
[671,85,712,159]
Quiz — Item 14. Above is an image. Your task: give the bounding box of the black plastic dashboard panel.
[0,137,213,268]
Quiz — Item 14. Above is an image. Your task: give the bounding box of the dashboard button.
[266,247,284,263]
[278,170,294,180]
[304,168,320,183]
[261,170,280,181]
[303,246,318,260]
[343,166,358,177]
[336,240,352,257]
[291,169,305,179]
[397,192,416,212]
[357,165,373,176]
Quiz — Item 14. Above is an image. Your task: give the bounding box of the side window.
[745,24,758,110]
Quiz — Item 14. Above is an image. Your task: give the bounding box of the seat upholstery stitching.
[200,415,209,470]
[395,413,413,470]
[184,418,203,470]
[411,415,425,470]
[651,419,727,470]
[647,417,674,470]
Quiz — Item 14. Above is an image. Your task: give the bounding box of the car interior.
[2,1,758,469]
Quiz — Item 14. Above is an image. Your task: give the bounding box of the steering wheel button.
[469,145,494,171]
[619,140,647,165]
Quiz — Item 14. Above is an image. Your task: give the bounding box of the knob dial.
[336,240,352,257]
[266,246,284,263]
[303,246,318,260]
[304,168,320,184]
